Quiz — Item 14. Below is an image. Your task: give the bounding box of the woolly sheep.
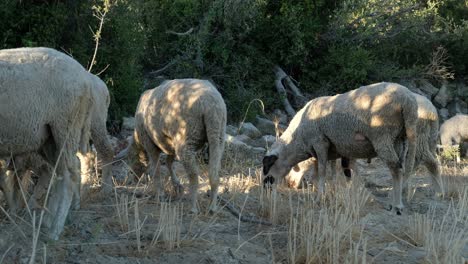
[284,93,443,196]
[115,79,226,213]
[262,82,418,214]
[439,114,468,161]
[0,74,114,214]
[0,47,93,239]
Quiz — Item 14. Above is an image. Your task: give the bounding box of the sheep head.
[262,153,292,188]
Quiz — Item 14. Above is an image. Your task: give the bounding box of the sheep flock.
[0,47,466,262]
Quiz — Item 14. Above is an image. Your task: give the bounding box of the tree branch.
[166,27,194,36]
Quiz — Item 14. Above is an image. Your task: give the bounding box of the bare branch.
[88,0,113,73]
[274,66,307,108]
[149,59,179,75]
[166,27,194,36]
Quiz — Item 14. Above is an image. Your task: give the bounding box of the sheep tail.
[402,96,418,178]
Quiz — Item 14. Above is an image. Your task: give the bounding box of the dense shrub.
[1,0,467,125]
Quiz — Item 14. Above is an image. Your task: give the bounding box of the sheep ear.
[262,155,278,175]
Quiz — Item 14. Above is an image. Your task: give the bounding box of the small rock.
[224,134,265,161]
[438,108,449,122]
[433,83,453,108]
[239,122,262,139]
[226,125,238,136]
[122,117,135,130]
[455,82,468,98]
[253,116,276,135]
[409,87,431,100]
[447,97,468,116]
[234,134,256,146]
[415,79,439,98]
[251,135,276,148]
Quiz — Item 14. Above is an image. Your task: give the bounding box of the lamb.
[439,114,468,161]
[115,79,226,213]
[284,93,443,197]
[0,47,93,239]
[262,82,419,214]
[0,153,52,212]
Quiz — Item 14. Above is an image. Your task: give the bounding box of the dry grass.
[286,179,370,264]
[407,204,467,263]
[151,202,183,250]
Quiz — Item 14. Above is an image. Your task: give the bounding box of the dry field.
[0,150,467,264]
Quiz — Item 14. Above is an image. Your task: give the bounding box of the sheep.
[78,74,114,192]
[0,74,114,214]
[115,79,226,213]
[0,153,52,212]
[439,114,468,162]
[262,82,419,215]
[284,93,443,199]
[285,157,355,189]
[0,47,93,239]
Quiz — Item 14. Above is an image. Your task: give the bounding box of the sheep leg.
[91,123,114,193]
[314,143,329,195]
[350,159,358,179]
[206,134,224,213]
[330,159,337,182]
[166,155,184,198]
[375,142,404,214]
[77,149,95,198]
[180,149,200,214]
[138,132,164,200]
[424,153,444,198]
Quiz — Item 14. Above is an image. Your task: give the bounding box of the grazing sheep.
[0,74,114,213]
[263,82,418,214]
[115,79,226,213]
[0,47,93,239]
[78,74,114,192]
[439,114,468,161]
[284,93,443,197]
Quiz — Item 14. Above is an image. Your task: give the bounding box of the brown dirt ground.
[0,156,466,264]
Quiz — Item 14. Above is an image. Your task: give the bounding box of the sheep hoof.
[396,208,402,215]
[386,205,393,211]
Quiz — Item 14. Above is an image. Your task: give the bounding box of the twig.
[217,195,272,226]
[0,244,14,264]
[88,1,113,73]
[166,27,194,36]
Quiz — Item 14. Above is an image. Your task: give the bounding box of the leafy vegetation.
[1,0,468,126]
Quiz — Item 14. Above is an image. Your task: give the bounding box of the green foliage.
[440,145,460,161]
[1,0,468,126]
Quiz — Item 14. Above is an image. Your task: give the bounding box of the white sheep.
[284,93,443,197]
[0,74,114,210]
[439,114,468,162]
[115,79,226,213]
[263,82,419,214]
[0,47,93,239]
